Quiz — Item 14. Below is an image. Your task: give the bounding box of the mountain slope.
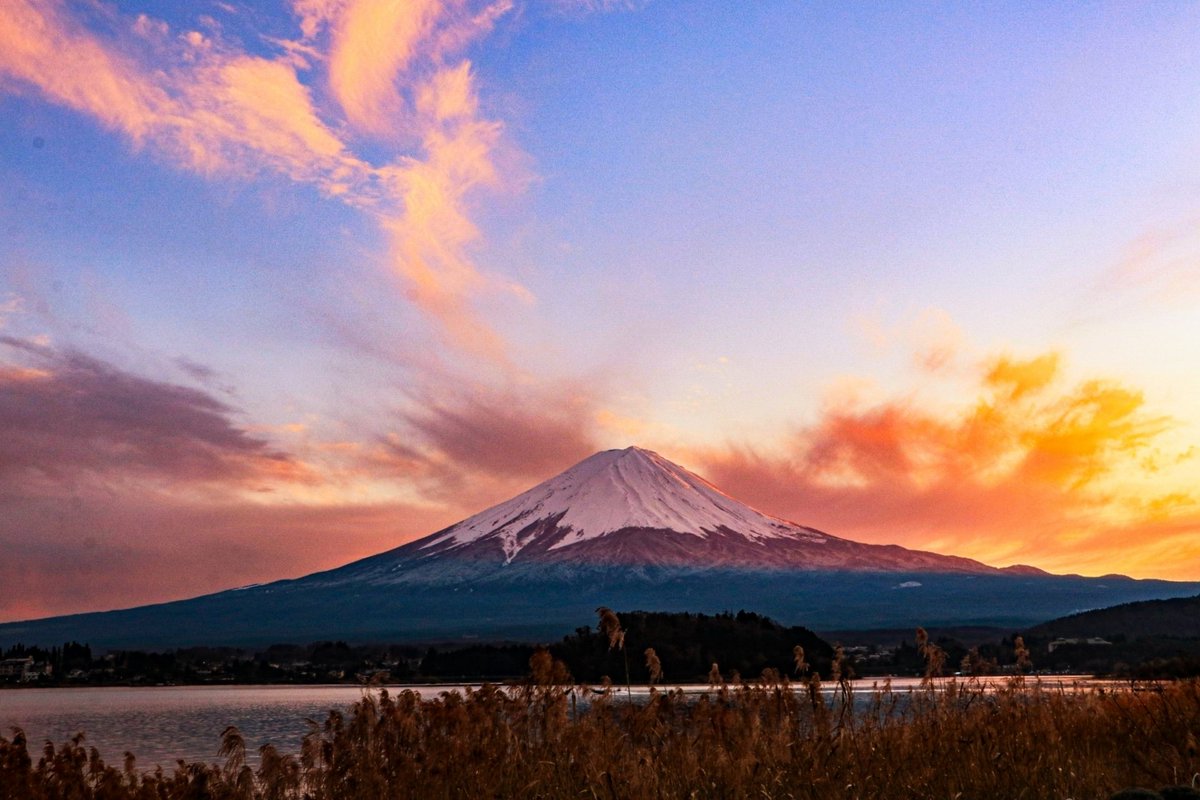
[3,447,1199,649]
[322,447,996,578]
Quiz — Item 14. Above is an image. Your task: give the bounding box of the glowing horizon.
[2,0,1199,621]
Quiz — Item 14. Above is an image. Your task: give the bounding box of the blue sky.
[1,0,1198,619]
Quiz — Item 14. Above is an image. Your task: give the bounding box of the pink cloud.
[0,333,609,621]
[0,0,524,361]
[369,381,601,511]
[0,336,311,487]
[0,335,476,621]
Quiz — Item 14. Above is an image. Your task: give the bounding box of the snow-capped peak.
[420,446,827,561]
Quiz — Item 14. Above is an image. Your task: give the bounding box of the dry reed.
[3,668,1199,799]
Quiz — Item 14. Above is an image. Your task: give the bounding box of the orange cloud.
[285,0,523,357]
[695,352,1195,579]
[985,352,1059,400]
[417,59,478,122]
[190,56,355,177]
[0,0,167,140]
[324,0,445,134]
[0,0,374,193]
[382,65,509,359]
[0,0,522,362]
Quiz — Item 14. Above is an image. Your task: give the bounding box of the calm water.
[0,685,388,767]
[0,677,1109,768]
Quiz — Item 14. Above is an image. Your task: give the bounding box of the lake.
[0,677,1112,768]
[0,685,389,767]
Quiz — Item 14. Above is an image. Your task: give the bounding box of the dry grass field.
[2,657,1198,800]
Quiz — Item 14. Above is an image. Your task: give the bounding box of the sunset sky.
[2,0,1199,621]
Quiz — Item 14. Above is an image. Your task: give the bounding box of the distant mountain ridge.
[3,447,1199,649]
[1028,593,1200,639]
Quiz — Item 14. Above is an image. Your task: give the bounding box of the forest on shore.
[5,605,1200,688]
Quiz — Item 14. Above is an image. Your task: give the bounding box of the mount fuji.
[4,447,1199,649]
[345,446,996,575]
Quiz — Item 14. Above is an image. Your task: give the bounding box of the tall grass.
[3,669,1199,799]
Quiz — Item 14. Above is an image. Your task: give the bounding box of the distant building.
[0,657,49,681]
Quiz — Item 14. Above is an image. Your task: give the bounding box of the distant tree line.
[555,610,834,683]
[1,612,835,686]
[409,610,839,683]
[6,610,1200,686]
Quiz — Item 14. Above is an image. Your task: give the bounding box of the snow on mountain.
[340,446,994,576]
[418,447,829,562]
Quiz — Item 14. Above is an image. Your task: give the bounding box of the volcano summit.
[360,446,994,573]
[3,447,1199,648]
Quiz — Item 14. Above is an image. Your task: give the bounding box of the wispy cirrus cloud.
[0,0,373,196]
[547,0,649,15]
[1076,218,1200,322]
[0,0,522,360]
[296,0,511,137]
